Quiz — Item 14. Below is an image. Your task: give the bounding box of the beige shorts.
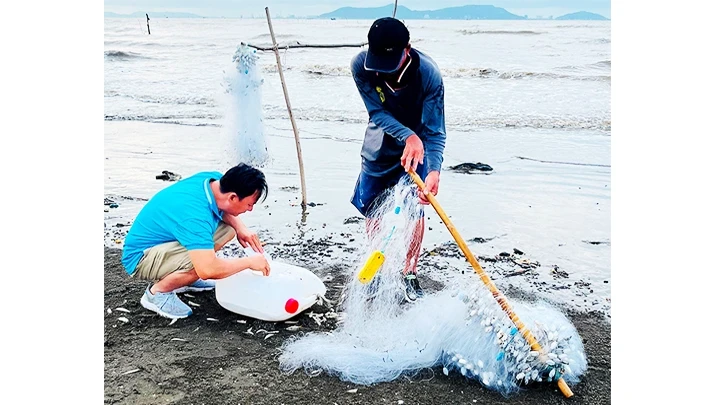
[131,223,236,281]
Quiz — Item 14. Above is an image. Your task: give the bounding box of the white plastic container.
[215,248,327,322]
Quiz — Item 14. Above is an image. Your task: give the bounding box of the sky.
[104,0,611,19]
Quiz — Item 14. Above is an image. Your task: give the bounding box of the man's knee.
[133,242,192,281]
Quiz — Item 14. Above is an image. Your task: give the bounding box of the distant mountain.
[103,6,609,20]
[104,11,204,18]
[317,4,526,20]
[555,11,608,21]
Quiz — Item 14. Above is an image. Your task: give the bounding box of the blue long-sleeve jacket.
[351,48,447,177]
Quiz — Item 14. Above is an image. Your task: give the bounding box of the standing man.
[121,163,271,319]
[350,17,447,302]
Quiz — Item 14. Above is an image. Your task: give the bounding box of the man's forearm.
[222,212,247,232]
[197,256,255,280]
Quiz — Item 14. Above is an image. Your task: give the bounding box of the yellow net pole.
[408,169,573,398]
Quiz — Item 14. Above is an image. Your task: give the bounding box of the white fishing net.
[222,44,269,167]
[278,178,587,396]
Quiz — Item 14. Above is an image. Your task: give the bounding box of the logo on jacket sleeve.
[375,86,385,103]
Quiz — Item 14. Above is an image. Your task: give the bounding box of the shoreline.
[104,206,612,320]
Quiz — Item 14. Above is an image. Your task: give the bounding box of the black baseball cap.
[364,17,410,73]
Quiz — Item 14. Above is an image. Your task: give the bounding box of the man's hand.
[236,224,264,253]
[419,170,440,205]
[401,134,424,172]
[247,254,271,276]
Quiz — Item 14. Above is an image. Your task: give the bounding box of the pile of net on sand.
[279,179,587,396]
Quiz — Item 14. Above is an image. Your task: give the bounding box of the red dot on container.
[285,298,299,313]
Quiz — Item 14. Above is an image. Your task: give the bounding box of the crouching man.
[121,163,271,319]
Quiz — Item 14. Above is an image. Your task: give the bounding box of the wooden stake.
[264,7,307,211]
[408,169,575,398]
[146,13,151,35]
[393,0,399,18]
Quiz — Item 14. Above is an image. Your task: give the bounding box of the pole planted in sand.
[264,7,308,212]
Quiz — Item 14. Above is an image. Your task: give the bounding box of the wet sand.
[104,243,610,405]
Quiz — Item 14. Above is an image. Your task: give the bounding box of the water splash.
[222,44,269,167]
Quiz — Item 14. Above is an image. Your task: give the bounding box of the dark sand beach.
[104,244,610,405]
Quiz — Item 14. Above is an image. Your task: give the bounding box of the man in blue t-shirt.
[122,163,271,319]
[350,17,447,302]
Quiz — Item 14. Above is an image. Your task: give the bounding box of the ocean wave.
[264,124,362,144]
[262,106,367,124]
[104,50,148,60]
[444,65,610,80]
[554,60,610,76]
[585,38,610,44]
[441,67,609,81]
[458,29,542,35]
[555,24,606,28]
[302,65,352,76]
[262,106,611,131]
[261,64,286,73]
[104,107,609,132]
[266,64,608,81]
[451,116,611,132]
[250,32,304,41]
[589,60,611,68]
[104,40,186,48]
[104,114,221,126]
[104,91,215,106]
